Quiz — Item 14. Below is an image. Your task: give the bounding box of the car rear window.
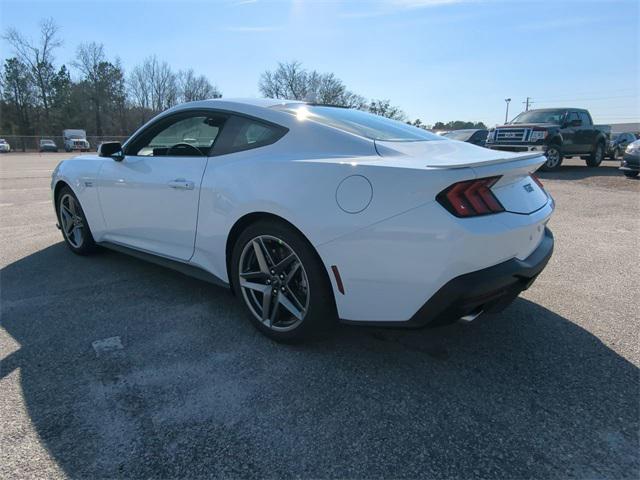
[273,104,442,142]
[441,130,474,141]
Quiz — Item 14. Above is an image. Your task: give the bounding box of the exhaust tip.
[459,309,483,323]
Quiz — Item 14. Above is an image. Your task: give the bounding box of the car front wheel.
[56,186,97,255]
[623,170,639,178]
[539,146,563,171]
[231,220,336,342]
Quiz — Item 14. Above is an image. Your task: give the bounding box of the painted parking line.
[91,336,124,357]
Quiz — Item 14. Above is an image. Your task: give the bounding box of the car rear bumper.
[342,227,554,328]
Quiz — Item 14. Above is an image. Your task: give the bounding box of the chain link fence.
[0,135,130,152]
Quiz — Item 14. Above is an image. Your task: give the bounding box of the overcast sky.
[1,0,638,126]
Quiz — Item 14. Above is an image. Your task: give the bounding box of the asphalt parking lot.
[1,152,638,479]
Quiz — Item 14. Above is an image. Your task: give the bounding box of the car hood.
[496,123,560,129]
[373,139,542,169]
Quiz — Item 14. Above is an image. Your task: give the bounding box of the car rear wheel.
[539,146,562,171]
[56,186,97,255]
[231,220,336,342]
[586,142,604,167]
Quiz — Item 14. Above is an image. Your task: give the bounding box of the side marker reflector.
[331,265,345,295]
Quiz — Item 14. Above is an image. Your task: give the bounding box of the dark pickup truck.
[485,108,609,171]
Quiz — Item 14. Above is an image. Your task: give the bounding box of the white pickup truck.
[63,129,90,152]
[0,138,11,153]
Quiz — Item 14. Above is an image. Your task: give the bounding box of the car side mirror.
[98,141,124,161]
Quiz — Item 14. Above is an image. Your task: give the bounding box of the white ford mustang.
[51,98,554,341]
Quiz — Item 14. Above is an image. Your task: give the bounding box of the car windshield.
[441,130,473,141]
[273,104,442,142]
[510,110,566,124]
[41,140,54,144]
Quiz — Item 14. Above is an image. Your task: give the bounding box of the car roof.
[172,97,305,110]
[155,98,307,126]
[528,107,586,112]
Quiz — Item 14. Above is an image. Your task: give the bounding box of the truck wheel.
[586,142,604,167]
[539,146,562,171]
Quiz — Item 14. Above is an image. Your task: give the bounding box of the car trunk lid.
[374,139,549,214]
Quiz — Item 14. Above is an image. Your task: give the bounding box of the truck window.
[579,112,592,126]
[567,112,580,124]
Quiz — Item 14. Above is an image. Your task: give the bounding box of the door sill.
[98,241,229,288]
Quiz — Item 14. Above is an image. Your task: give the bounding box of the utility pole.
[523,97,533,111]
[504,98,511,124]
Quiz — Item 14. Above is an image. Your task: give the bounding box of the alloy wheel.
[545,148,561,169]
[59,193,85,248]
[238,235,310,332]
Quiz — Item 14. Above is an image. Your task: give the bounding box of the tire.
[231,219,337,342]
[610,147,620,160]
[586,142,604,167]
[55,186,98,255]
[539,145,563,171]
[623,171,639,178]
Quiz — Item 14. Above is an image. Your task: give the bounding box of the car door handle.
[168,179,194,190]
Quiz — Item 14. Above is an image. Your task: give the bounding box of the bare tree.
[128,59,220,123]
[259,61,401,117]
[3,18,62,119]
[259,61,310,100]
[368,99,405,121]
[260,61,362,105]
[73,42,126,136]
[128,62,152,121]
[128,56,178,112]
[149,56,178,111]
[177,69,221,103]
[74,42,106,135]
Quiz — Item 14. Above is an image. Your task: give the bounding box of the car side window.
[213,115,287,155]
[129,113,227,157]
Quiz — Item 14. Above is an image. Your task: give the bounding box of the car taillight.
[530,173,544,190]
[436,176,505,217]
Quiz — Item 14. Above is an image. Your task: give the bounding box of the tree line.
[0,19,221,138]
[1,19,485,140]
